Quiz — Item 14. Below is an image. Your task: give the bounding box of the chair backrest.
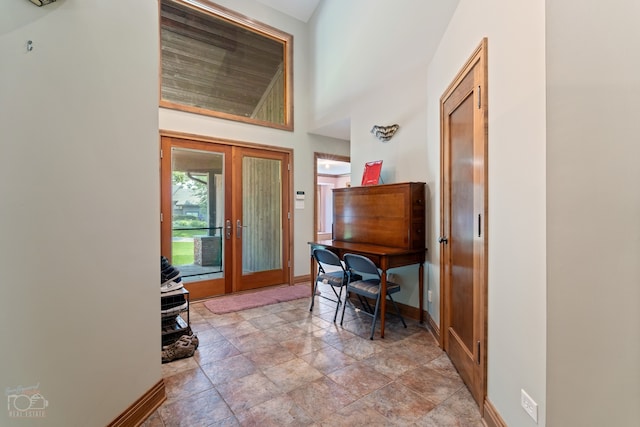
[343,253,380,277]
[313,248,344,273]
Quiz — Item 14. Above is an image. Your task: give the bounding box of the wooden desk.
[309,239,425,338]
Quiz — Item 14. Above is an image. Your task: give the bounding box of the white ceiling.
[317,158,351,176]
[254,0,321,22]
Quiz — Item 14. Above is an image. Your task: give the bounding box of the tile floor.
[144,284,483,426]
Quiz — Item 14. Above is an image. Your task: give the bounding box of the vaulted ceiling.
[254,0,321,22]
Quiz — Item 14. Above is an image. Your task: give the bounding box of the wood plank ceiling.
[160,0,284,119]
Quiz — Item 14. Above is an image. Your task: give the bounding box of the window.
[160,0,293,130]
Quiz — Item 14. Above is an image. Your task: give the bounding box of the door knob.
[236,220,248,238]
[438,236,448,244]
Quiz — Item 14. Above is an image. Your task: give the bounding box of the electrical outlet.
[520,389,538,423]
[427,290,433,302]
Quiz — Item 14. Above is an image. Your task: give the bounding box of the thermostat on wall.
[296,191,305,200]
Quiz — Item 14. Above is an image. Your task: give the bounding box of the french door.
[160,134,291,299]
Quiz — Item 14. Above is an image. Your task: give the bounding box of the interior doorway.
[314,153,351,241]
[439,38,488,412]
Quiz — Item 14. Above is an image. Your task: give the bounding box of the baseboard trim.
[397,300,422,321]
[483,397,508,427]
[107,379,166,427]
[294,274,311,284]
[425,311,441,344]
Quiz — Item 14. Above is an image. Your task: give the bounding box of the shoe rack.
[161,287,191,347]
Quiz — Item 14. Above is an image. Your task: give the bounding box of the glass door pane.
[171,148,225,283]
[233,147,289,291]
[241,155,282,274]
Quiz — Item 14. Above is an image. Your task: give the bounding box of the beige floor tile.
[158,388,233,427]
[275,308,314,322]
[215,320,261,339]
[242,342,298,369]
[190,317,215,333]
[161,356,199,378]
[201,354,257,385]
[287,376,358,422]
[424,353,462,380]
[263,322,309,341]
[193,339,241,365]
[392,339,446,365]
[226,330,277,353]
[215,371,281,413]
[331,334,382,360]
[311,324,358,347]
[279,334,331,356]
[193,327,226,347]
[205,312,245,328]
[327,362,392,398]
[415,386,484,427]
[237,303,286,320]
[319,399,397,427]
[140,410,164,427]
[246,313,289,330]
[360,382,437,425]
[235,394,315,426]
[263,358,324,392]
[288,314,324,331]
[360,344,422,379]
[397,366,465,405]
[163,367,214,403]
[299,345,357,375]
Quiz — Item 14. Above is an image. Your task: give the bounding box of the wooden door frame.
[160,130,294,297]
[439,38,488,412]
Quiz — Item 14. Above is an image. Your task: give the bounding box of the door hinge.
[288,163,291,171]
[288,260,291,268]
[477,341,481,364]
[288,212,291,220]
[477,86,481,109]
[160,212,163,222]
[160,149,163,159]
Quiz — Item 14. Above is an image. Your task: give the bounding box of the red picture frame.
[361,160,383,186]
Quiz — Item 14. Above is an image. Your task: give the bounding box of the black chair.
[341,253,407,339]
[310,248,360,322]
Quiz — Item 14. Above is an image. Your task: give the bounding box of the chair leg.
[356,294,374,314]
[309,280,318,311]
[340,290,348,326]
[333,286,344,322]
[370,293,382,340]
[387,293,407,328]
[329,285,342,303]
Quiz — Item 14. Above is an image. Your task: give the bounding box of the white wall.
[308,0,460,135]
[546,1,640,425]
[428,2,547,426]
[310,0,547,426]
[0,1,160,426]
[159,0,349,280]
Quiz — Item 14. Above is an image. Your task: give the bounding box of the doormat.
[203,283,314,314]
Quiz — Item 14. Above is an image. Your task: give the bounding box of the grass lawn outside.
[172,241,194,265]
[172,227,220,266]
